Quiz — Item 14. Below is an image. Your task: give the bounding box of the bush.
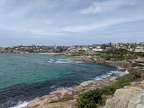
[77,88,102,108]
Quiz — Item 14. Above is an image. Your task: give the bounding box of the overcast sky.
[0,0,144,46]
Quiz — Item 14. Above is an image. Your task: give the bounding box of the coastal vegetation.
[0,45,69,53]
[77,71,144,108]
[71,51,87,56]
[67,48,144,60]
[95,49,144,60]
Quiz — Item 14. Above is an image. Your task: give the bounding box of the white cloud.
[81,3,103,14]
[45,21,53,25]
[80,1,111,14]
[1,26,26,32]
[0,0,144,46]
[63,15,144,33]
[80,0,141,14]
[31,30,65,36]
[45,20,54,25]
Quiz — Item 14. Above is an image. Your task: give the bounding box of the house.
[92,46,104,52]
[134,46,144,52]
[128,45,136,52]
[82,47,90,51]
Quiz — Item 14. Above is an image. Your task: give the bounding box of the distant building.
[82,47,90,51]
[135,46,144,52]
[128,45,136,52]
[92,46,104,52]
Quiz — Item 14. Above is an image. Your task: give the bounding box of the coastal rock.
[103,81,144,108]
[128,68,144,77]
[104,60,132,69]
[78,77,116,91]
[82,56,142,70]
[128,91,144,108]
[25,88,75,108]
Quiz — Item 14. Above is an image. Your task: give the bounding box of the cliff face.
[103,81,144,108]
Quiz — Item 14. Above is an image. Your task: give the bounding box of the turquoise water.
[0,54,80,90]
[0,54,117,107]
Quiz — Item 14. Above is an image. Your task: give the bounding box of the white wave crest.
[93,70,129,80]
[48,59,82,64]
[110,70,129,76]
[93,73,111,80]
[10,101,29,108]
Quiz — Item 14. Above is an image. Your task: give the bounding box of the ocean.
[0,54,118,108]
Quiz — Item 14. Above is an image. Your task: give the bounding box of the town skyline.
[0,0,144,47]
[1,41,144,54]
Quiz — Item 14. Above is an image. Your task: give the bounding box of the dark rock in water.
[118,68,126,72]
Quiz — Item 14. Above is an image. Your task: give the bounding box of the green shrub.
[77,88,102,108]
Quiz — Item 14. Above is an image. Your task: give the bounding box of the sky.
[0,0,144,47]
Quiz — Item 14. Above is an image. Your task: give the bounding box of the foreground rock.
[24,76,117,108]
[128,91,144,108]
[103,81,144,108]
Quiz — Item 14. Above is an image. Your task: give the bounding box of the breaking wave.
[48,59,82,64]
[93,69,129,80]
[10,101,29,108]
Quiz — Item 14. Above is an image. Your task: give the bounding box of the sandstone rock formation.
[103,81,144,108]
[128,91,144,108]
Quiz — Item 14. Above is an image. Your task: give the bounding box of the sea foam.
[48,59,82,64]
[10,101,29,108]
[93,69,129,80]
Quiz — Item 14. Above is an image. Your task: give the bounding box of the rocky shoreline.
[24,76,118,108]
[82,56,131,69]
[82,56,144,72]
[24,57,144,108]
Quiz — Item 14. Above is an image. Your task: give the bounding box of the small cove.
[0,54,118,108]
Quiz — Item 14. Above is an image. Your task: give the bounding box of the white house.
[92,46,104,52]
[135,46,144,52]
[81,47,89,51]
